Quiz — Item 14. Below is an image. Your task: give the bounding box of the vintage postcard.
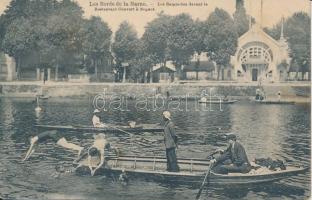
[0,0,310,199]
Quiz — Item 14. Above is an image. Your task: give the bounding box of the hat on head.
[226,133,237,141]
[162,111,171,120]
[93,109,100,113]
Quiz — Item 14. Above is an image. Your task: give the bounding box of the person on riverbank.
[162,111,179,172]
[23,130,84,161]
[92,109,106,128]
[210,133,251,174]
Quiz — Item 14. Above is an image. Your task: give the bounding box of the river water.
[0,97,310,200]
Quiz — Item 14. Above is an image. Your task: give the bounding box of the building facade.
[0,52,16,81]
[231,23,291,83]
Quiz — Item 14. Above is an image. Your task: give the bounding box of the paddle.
[195,163,214,200]
[195,150,219,200]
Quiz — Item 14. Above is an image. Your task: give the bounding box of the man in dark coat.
[210,133,251,174]
[162,111,179,172]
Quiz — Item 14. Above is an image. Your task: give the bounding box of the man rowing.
[23,130,84,161]
[210,133,251,174]
[92,109,106,128]
[162,111,180,172]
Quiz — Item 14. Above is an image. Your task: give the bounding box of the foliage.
[264,12,310,75]
[203,8,238,79]
[141,12,172,65]
[112,21,139,81]
[167,13,196,78]
[0,0,112,79]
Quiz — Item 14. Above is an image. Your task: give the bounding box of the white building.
[0,52,16,81]
[231,22,291,83]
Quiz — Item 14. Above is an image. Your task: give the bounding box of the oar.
[104,124,134,137]
[195,150,219,200]
[195,163,214,200]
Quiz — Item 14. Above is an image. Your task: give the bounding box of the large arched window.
[237,42,273,64]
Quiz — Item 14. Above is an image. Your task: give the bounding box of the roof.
[152,61,176,72]
[183,60,215,72]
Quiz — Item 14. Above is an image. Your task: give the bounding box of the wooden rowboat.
[35,124,164,133]
[74,155,307,185]
[198,99,238,104]
[252,99,295,104]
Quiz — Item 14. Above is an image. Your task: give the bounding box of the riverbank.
[0,81,310,103]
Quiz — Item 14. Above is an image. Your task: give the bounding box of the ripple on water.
[0,98,310,200]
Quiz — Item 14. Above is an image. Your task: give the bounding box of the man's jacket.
[163,120,177,149]
[216,141,250,166]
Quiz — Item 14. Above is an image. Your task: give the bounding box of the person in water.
[23,130,84,161]
[92,109,106,128]
[75,133,111,176]
[210,133,251,174]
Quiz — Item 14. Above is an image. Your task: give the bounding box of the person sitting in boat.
[210,133,251,174]
[255,89,265,101]
[223,95,229,102]
[92,109,106,128]
[23,130,84,161]
[162,111,180,172]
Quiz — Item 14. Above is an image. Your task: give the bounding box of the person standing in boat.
[162,111,180,172]
[23,130,84,161]
[92,109,106,128]
[210,133,251,174]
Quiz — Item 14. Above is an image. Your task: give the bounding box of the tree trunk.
[55,64,59,81]
[122,66,126,83]
[217,65,221,80]
[94,59,98,81]
[149,67,153,83]
[15,57,20,80]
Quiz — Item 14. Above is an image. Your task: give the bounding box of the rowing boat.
[74,155,307,185]
[251,99,295,104]
[35,124,164,133]
[198,99,238,104]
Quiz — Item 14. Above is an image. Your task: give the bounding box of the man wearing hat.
[210,133,251,174]
[162,111,179,172]
[92,109,106,128]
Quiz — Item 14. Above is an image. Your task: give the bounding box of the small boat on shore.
[35,124,164,133]
[74,155,307,185]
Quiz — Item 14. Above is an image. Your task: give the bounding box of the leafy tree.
[81,16,112,79]
[128,40,156,83]
[142,12,172,65]
[192,19,206,80]
[203,8,238,80]
[2,17,35,79]
[167,13,195,79]
[233,0,250,36]
[112,21,139,82]
[265,12,310,80]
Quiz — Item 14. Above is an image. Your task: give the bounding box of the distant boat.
[36,94,50,100]
[74,155,308,185]
[198,97,238,104]
[251,99,295,104]
[35,124,164,133]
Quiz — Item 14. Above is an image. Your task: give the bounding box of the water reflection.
[0,97,310,200]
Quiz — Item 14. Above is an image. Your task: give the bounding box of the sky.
[0,0,310,36]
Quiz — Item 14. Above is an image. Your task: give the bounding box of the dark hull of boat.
[198,100,238,104]
[35,124,164,133]
[253,100,295,104]
[74,155,307,185]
